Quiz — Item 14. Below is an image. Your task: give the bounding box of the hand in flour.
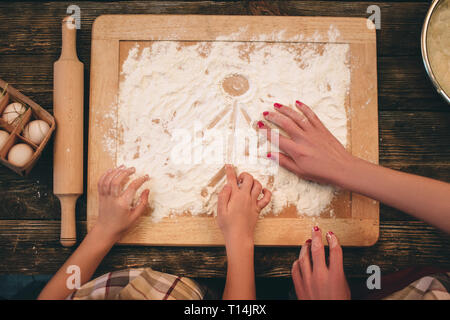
[291,227,350,300]
[260,101,353,185]
[218,165,271,300]
[262,102,450,233]
[217,165,271,244]
[96,166,150,242]
[39,167,150,300]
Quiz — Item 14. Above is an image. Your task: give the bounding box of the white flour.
[108,28,350,222]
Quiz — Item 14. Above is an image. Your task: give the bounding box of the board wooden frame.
[88,15,379,246]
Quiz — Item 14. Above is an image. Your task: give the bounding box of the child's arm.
[38,166,149,300]
[260,101,450,233]
[216,165,271,300]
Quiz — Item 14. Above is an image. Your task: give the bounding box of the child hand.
[291,227,350,300]
[95,166,150,243]
[260,101,355,186]
[216,165,271,245]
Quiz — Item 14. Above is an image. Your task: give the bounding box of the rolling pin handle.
[58,194,78,247]
[60,16,78,60]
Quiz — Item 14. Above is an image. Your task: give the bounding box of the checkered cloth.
[67,268,204,300]
[384,272,450,300]
[67,268,449,300]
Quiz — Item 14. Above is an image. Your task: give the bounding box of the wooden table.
[0,1,449,281]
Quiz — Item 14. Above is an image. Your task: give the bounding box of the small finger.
[298,239,313,299]
[251,180,262,201]
[131,189,150,219]
[238,172,254,192]
[102,165,125,195]
[98,168,113,195]
[298,239,312,275]
[326,231,344,274]
[256,188,272,210]
[267,152,299,174]
[272,103,310,130]
[123,174,150,203]
[111,167,135,197]
[225,164,238,189]
[291,260,304,299]
[218,184,232,215]
[311,226,327,272]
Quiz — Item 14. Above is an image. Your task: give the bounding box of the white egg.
[2,102,27,125]
[23,120,50,145]
[8,143,34,167]
[0,130,9,150]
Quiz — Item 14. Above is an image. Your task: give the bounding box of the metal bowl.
[421,0,450,104]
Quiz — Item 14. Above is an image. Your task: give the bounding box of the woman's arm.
[217,165,271,300]
[337,157,450,232]
[38,166,149,300]
[259,101,450,233]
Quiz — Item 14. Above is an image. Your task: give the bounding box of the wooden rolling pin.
[53,17,84,247]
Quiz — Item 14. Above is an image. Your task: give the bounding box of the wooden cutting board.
[87,15,379,246]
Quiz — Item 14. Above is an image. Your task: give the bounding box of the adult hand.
[291,227,350,300]
[95,166,150,243]
[259,101,355,185]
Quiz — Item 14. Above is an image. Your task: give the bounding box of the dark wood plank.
[0,138,87,221]
[378,56,449,111]
[0,1,434,57]
[379,111,450,165]
[0,220,448,278]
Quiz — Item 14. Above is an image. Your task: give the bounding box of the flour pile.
[111,29,350,222]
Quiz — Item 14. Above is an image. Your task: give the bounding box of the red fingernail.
[267,152,271,158]
[313,226,319,232]
[274,103,282,108]
[295,100,303,106]
[306,239,312,244]
[257,121,265,128]
[263,111,269,116]
[327,231,334,236]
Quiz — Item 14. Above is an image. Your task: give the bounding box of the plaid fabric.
[384,273,450,300]
[67,268,204,300]
[68,268,449,300]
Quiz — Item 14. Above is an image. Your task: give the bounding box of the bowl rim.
[421,0,450,104]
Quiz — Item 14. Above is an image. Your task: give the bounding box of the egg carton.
[0,78,55,176]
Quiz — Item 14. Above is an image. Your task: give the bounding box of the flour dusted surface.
[114,31,350,222]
